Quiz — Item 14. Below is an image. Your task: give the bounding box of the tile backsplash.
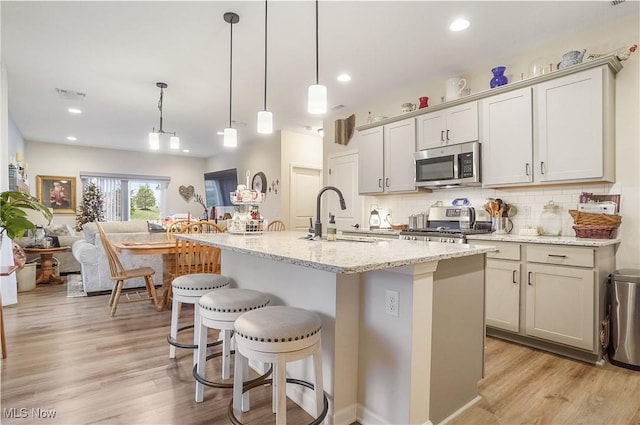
[366,183,616,237]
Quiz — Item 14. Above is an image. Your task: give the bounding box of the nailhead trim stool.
[229,306,329,425]
[194,288,271,403]
[168,273,230,363]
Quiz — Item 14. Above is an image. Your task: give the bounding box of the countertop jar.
[539,201,562,236]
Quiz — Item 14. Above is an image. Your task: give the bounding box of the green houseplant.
[0,191,53,245]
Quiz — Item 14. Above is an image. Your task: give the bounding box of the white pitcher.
[445,77,467,101]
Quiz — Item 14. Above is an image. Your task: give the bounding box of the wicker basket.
[568,210,622,226]
[572,225,618,239]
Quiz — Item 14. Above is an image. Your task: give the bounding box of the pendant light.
[307,0,327,115]
[257,0,273,134]
[149,82,180,150]
[224,12,239,147]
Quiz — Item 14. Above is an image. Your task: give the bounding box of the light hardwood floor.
[2,283,640,425]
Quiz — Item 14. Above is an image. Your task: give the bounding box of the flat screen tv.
[204,168,238,207]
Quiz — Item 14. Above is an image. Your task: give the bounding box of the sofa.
[16,224,83,274]
[72,221,167,295]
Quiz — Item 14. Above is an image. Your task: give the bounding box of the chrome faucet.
[314,186,347,237]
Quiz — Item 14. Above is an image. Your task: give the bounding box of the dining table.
[113,240,176,310]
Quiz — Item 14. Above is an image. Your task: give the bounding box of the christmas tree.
[75,182,105,231]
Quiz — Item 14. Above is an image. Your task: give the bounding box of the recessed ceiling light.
[67,136,77,141]
[182,149,190,153]
[68,108,82,114]
[337,73,351,82]
[217,131,224,135]
[449,18,470,32]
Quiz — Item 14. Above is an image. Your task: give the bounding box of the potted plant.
[0,191,53,248]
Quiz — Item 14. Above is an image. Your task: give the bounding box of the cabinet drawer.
[527,245,594,268]
[473,241,520,260]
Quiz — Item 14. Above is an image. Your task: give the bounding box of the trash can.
[16,262,37,292]
[609,269,640,371]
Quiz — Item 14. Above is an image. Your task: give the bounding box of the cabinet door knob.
[378,178,383,188]
[525,163,531,176]
[540,161,546,175]
[446,129,450,141]
[513,270,518,284]
[528,271,533,286]
[440,130,445,142]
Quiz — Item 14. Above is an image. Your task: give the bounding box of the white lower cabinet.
[486,259,520,332]
[525,263,594,350]
[474,239,616,362]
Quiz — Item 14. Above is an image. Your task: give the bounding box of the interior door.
[327,152,362,231]
[289,165,322,232]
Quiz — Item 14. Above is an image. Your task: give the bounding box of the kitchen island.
[176,231,495,425]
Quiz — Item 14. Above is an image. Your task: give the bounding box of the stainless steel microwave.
[414,141,481,188]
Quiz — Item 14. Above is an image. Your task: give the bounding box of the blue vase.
[490,66,508,88]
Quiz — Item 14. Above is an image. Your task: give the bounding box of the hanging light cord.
[263,0,268,111]
[229,16,234,128]
[315,0,319,85]
[157,87,164,133]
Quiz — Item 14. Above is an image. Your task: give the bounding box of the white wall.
[24,141,207,229]
[323,13,639,269]
[280,130,323,228]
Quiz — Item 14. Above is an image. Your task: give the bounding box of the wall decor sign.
[36,175,77,214]
[178,185,195,202]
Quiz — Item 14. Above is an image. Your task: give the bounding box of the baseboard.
[437,396,482,425]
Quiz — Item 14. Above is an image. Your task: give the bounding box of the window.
[79,172,171,222]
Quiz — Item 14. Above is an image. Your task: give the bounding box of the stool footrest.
[193,356,272,389]
[167,324,222,350]
[227,377,329,425]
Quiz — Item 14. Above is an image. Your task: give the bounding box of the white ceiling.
[2,1,637,158]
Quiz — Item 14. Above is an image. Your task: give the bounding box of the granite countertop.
[466,233,621,247]
[176,231,496,274]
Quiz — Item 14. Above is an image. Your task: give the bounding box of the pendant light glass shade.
[149,132,160,150]
[223,127,237,147]
[257,110,273,134]
[308,84,327,114]
[169,136,180,149]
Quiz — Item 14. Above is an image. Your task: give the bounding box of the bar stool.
[230,306,329,425]
[168,273,230,363]
[194,288,271,403]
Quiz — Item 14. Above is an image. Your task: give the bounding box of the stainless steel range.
[400,206,492,243]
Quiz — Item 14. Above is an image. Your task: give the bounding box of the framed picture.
[36,175,77,214]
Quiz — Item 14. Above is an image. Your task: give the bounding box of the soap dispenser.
[327,214,337,241]
[369,204,381,230]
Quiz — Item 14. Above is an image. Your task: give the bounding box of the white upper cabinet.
[358,118,416,195]
[417,101,479,150]
[534,66,613,183]
[357,126,385,194]
[482,65,615,187]
[384,119,417,193]
[481,87,533,186]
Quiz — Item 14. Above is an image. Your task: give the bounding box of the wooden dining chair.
[96,222,161,317]
[166,220,190,240]
[182,221,224,235]
[267,220,286,231]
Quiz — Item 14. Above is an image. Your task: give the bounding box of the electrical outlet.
[385,290,399,317]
